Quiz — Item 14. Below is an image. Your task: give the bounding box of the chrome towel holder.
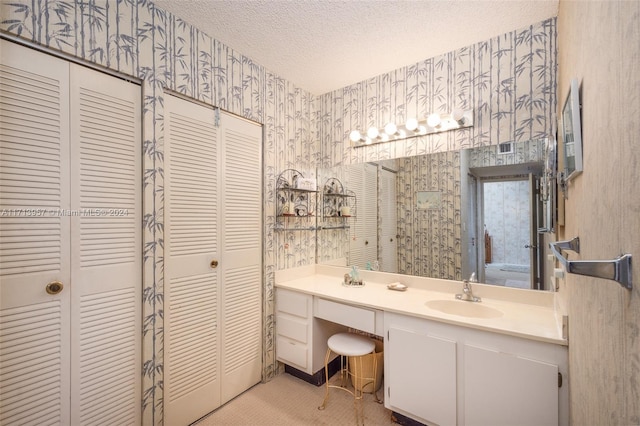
[549,237,632,290]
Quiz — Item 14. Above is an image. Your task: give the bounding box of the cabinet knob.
[210,259,219,268]
[46,280,64,295]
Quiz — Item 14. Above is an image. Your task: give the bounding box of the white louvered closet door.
[165,95,221,426]
[379,168,398,273]
[348,164,365,267]
[0,39,141,426]
[349,163,378,268]
[69,64,142,425]
[218,111,262,405]
[0,39,72,426]
[164,96,262,425]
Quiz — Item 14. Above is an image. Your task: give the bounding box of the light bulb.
[417,125,427,135]
[380,133,389,142]
[427,113,441,128]
[405,117,419,131]
[349,130,362,142]
[384,122,397,135]
[367,127,379,139]
[452,108,465,122]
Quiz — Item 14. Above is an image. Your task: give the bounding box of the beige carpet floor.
[194,372,395,425]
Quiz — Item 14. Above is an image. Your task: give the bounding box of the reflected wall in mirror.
[317,138,554,290]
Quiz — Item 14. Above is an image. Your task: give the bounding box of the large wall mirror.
[317,138,556,291]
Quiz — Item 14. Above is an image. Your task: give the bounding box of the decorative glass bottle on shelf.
[274,168,317,231]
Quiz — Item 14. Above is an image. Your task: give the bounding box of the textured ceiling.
[152,0,558,95]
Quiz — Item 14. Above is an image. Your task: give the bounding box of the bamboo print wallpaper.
[317,18,556,281]
[395,151,462,279]
[319,18,556,168]
[1,1,556,423]
[1,1,318,423]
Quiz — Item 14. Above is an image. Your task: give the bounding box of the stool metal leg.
[318,347,332,410]
[318,345,378,425]
[354,355,365,426]
[341,354,347,387]
[372,351,382,404]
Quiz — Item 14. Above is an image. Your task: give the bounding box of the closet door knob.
[46,281,64,295]
[210,259,219,268]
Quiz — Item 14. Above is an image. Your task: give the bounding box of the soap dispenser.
[350,266,362,286]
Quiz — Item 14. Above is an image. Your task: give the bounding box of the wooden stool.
[318,333,381,425]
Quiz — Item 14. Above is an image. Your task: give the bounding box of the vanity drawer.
[276,336,308,370]
[314,298,376,334]
[276,288,311,318]
[276,315,308,344]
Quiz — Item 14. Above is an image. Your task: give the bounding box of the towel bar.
[550,237,632,290]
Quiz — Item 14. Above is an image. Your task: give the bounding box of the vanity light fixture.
[366,126,379,140]
[350,108,474,147]
[426,113,441,128]
[349,130,367,144]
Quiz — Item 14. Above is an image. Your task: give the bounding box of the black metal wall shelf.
[319,178,356,229]
[274,169,317,232]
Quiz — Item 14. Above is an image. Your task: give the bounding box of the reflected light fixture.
[427,113,441,128]
[405,118,418,131]
[349,130,364,143]
[350,108,473,147]
[384,122,398,135]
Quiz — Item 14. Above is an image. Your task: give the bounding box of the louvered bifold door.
[363,164,378,265]
[69,64,141,426]
[349,164,366,267]
[0,40,72,426]
[349,163,377,268]
[380,168,398,273]
[164,95,221,426]
[219,112,262,405]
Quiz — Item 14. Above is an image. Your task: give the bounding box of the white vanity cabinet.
[275,288,347,375]
[275,288,313,372]
[387,325,457,426]
[384,312,568,426]
[464,344,559,426]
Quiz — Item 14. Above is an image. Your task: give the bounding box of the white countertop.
[275,264,567,346]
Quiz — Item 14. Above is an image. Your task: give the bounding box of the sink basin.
[425,299,503,319]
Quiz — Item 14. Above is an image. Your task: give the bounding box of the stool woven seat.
[318,332,381,425]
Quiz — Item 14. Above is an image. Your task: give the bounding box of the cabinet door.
[387,327,457,426]
[464,344,558,426]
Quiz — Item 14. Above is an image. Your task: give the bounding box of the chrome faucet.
[456,279,481,302]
